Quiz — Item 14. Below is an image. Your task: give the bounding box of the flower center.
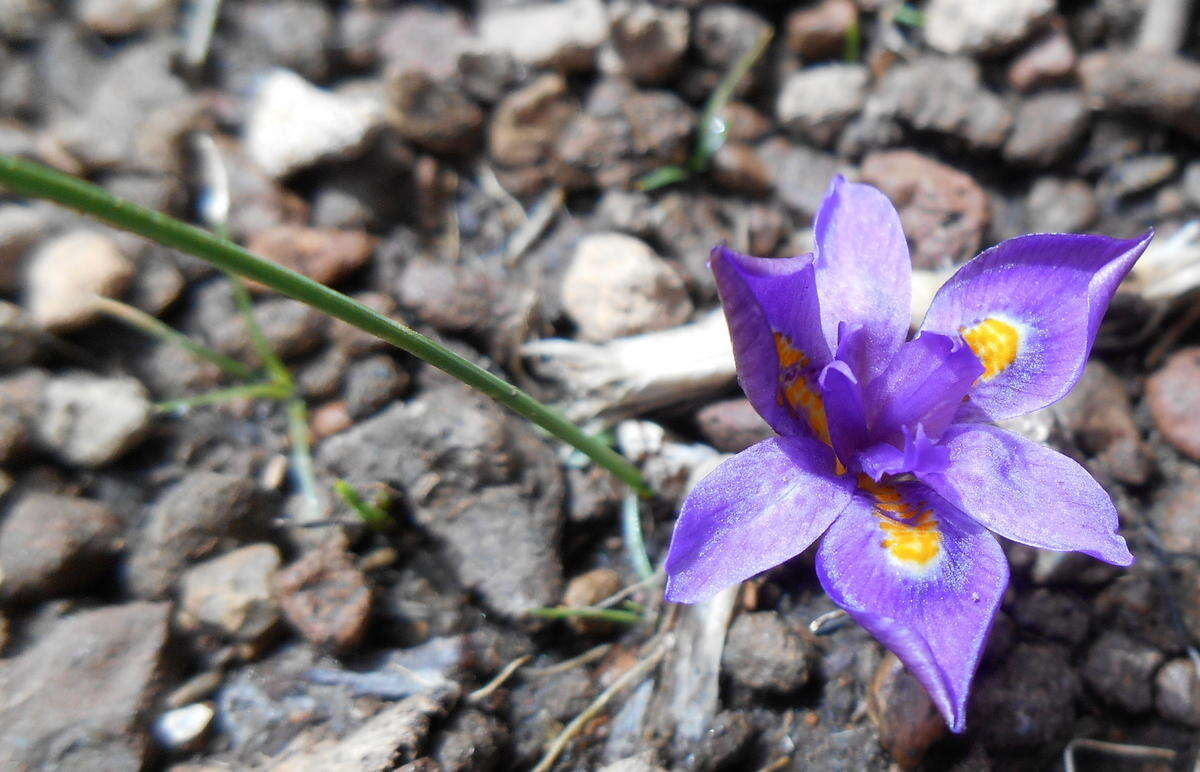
[959,317,1021,381]
[858,475,942,574]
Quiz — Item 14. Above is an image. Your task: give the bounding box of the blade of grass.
[93,295,255,380]
[228,271,293,387]
[622,491,654,581]
[529,606,643,625]
[0,154,652,497]
[286,398,322,523]
[690,27,774,171]
[334,479,393,530]
[156,381,290,412]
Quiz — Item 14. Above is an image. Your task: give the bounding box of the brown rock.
[24,230,133,332]
[387,71,484,156]
[860,151,989,268]
[177,543,282,643]
[311,400,353,439]
[696,398,773,453]
[246,225,374,290]
[868,653,945,768]
[721,612,812,694]
[720,102,773,142]
[610,1,689,85]
[1080,51,1200,139]
[1147,347,1200,461]
[785,0,857,60]
[1007,21,1076,92]
[710,142,771,197]
[0,493,121,603]
[397,258,499,335]
[562,567,623,633]
[0,601,172,769]
[274,545,373,653]
[488,74,578,167]
[1149,463,1200,554]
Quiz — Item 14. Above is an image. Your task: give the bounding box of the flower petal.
[918,423,1134,566]
[920,231,1152,420]
[711,245,831,438]
[819,359,870,469]
[816,479,1008,732]
[864,331,984,443]
[813,176,912,382]
[665,436,853,604]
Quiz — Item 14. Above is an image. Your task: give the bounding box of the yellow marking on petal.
[857,475,943,574]
[960,317,1021,381]
[774,332,809,369]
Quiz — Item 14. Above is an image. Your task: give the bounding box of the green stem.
[0,154,651,497]
[286,398,321,522]
[229,272,293,387]
[529,606,642,625]
[621,492,654,581]
[333,479,392,530]
[93,296,255,380]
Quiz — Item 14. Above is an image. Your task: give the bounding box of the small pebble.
[35,374,151,467]
[721,612,812,694]
[1147,347,1200,461]
[868,653,945,767]
[24,230,133,332]
[153,703,214,753]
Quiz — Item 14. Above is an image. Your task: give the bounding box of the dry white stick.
[663,586,738,745]
[1136,0,1194,53]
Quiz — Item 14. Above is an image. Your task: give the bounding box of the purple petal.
[858,424,951,480]
[918,423,1133,566]
[813,176,912,382]
[816,479,1008,732]
[864,331,984,443]
[711,246,830,438]
[819,359,870,469]
[920,231,1152,420]
[665,436,853,604]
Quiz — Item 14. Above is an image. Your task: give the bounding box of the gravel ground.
[3,0,1200,769]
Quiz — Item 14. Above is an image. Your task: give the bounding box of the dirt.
[3,0,1200,770]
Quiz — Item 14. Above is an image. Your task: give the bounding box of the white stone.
[924,0,1054,55]
[561,232,692,343]
[153,702,214,751]
[479,0,608,71]
[245,69,383,179]
[24,230,133,331]
[36,374,151,467]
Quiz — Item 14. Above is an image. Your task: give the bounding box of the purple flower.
[664,176,1153,732]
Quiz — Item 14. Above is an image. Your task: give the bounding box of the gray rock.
[1025,177,1097,233]
[872,56,1012,150]
[36,374,151,467]
[0,0,51,41]
[319,379,564,618]
[1156,658,1200,727]
[1098,154,1178,202]
[478,0,607,72]
[0,302,40,372]
[0,203,48,293]
[432,708,509,772]
[756,138,840,217]
[1003,91,1090,166]
[1011,588,1090,645]
[397,258,500,336]
[969,643,1079,750]
[1083,631,1164,713]
[177,543,282,642]
[126,471,269,598]
[376,5,471,79]
[696,398,772,453]
[721,612,812,694]
[561,232,692,343]
[777,64,868,147]
[924,0,1054,55]
[1149,463,1200,556]
[245,69,384,179]
[0,396,28,463]
[344,354,408,420]
[52,39,198,172]
[24,230,134,332]
[0,493,121,603]
[868,653,945,768]
[694,5,771,70]
[1054,360,1150,485]
[231,0,333,82]
[609,1,689,85]
[0,601,171,769]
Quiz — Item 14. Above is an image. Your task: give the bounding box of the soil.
[3,0,1200,770]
